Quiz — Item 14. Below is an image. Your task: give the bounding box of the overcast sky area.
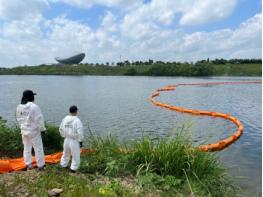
[0,0,261,67]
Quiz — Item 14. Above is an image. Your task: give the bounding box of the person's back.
[16,90,45,171]
[59,115,83,141]
[16,102,45,137]
[60,105,84,172]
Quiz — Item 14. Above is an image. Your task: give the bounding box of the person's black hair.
[69,105,78,113]
[21,90,35,104]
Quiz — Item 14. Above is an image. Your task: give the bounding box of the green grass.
[1,166,122,197]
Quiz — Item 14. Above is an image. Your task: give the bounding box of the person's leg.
[70,139,80,171]
[31,132,45,168]
[60,138,71,168]
[22,134,33,167]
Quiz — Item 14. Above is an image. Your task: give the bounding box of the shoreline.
[0,120,240,196]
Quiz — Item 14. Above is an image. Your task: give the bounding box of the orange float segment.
[190,110,201,115]
[198,110,212,116]
[210,112,227,118]
[238,124,244,131]
[150,81,261,152]
[157,86,176,91]
[169,106,181,111]
[151,92,160,98]
[228,116,238,123]
[199,145,209,152]
[235,119,241,126]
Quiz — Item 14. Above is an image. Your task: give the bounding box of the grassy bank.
[0,118,239,196]
[0,59,261,76]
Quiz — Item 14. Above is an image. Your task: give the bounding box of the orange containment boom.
[150,81,261,152]
[0,148,94,174]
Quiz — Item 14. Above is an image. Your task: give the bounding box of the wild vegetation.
[0,117,239,196]
[0,117,63,158]
[0,58,261,76]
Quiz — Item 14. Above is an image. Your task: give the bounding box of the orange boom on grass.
[0,149,94,174]
[150,81,261,152]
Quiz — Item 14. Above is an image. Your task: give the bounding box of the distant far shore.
[0,58,261,76]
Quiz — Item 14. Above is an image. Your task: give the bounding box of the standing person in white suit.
[59,105,84,172]
[16,90,46,171]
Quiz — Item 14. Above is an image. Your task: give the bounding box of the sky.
[0,0,261,67]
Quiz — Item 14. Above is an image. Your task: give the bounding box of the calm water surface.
[0,75,261,195]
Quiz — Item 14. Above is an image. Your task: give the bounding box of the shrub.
[124,68,137,76]
[0,117,63,157]
[42,124,63,154]
[0,117,23,157]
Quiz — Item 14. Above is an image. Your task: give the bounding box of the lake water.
[0,75,261,195]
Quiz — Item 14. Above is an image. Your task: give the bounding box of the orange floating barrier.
[150,81,261,152]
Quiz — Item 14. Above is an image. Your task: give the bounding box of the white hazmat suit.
[59,115,84,171]
[16,102,46,168]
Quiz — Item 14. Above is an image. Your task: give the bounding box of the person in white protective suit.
[16,90,46,171]
[59,105,84,172]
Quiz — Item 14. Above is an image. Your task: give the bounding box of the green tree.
[124,68,137,76]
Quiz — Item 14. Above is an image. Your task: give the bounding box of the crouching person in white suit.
[16,90,46,171]
[59,105,84,172]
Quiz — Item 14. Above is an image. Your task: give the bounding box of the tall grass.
[81,128,238,196]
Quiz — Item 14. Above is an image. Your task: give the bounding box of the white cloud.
[1,15,44,40]
[179,0,237,25]
[120,0,237,40]
[0,0,261,67]
[0,0,49,20]
[49,0,142,10]
[101,11,118,32]
[122,13,262,61]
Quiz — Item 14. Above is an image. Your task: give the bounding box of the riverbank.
[0,117,240,196]
[0,60,261,76]
[0,167,173,197]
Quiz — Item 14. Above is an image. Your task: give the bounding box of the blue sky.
[43,3,109,28]
[0,0,261,67]
[45,0,261,31]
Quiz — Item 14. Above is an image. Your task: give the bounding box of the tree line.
[115,58,262,67]
[0,58,261,76]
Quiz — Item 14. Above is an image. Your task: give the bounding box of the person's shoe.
[70,169,76,173]
[38,165,45,171]
[26,164,33,170]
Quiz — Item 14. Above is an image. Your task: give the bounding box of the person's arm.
[76,119,84,143]
[33,105,46,132]
[59,118,66,138]
[15,106,22,128]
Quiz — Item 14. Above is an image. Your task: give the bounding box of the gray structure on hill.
[55,53,85,64]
